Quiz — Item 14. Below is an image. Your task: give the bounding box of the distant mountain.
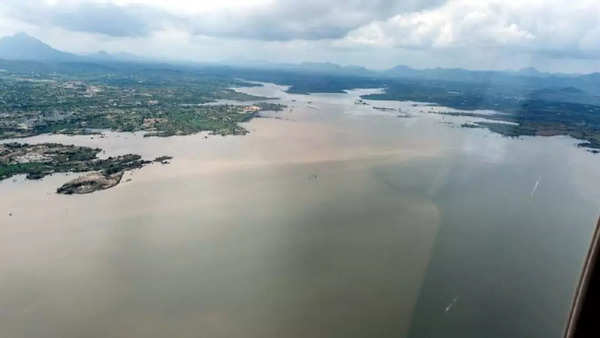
[385,65,498,82]
[386,65,421,78]
[226,61,375,77]
[0,32,597,93]
[0,33,80,61]
[580,72,600,82]
[85,50,154,63]
[558,86,585,94]
[382,64,577,83]
[516,67,543,76]
[86,51,114,61]
[0,33,156,64]
[526,86,600,105]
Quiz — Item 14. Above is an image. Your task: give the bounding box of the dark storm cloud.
[6,2,168,37]
[188,0,447,41]
[2,0,445,40]
[49,3,166,37]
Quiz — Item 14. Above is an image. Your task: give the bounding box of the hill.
[0,33,80,62]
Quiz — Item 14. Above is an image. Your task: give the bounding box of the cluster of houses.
[243,105,261,113]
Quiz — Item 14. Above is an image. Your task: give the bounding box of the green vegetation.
[0,70,284,140]
[0,65,289,194]
[0,142,149,181]
[208,65,600,152]
[361,83,600,151]
[0,142,182,193]
[2,57,599,163]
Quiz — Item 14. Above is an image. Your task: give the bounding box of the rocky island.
[0,142,170,194]
[57,171,125,194]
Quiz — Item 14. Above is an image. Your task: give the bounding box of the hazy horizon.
[1,31,598,76]
[0,0,599,73]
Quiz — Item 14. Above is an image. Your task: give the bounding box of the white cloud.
[341,0,600,56]
[1,0,599,72]
[111,0,275,15]
[3,0,444,40]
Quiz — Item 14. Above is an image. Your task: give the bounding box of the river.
[1,83,598,338]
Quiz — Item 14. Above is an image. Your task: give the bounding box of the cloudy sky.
[0,0,599,72]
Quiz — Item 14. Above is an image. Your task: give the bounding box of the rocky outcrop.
[57,171,124,194]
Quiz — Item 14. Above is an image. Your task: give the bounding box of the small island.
[153,155,173,164]
[57,171,125,194]
[0,142,171,194]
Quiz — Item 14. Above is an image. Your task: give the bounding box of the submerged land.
[1,35,600,193]
[0,65,284,193]
[0,142,176,194]
[210,65,600,151]
[360,84,600,151]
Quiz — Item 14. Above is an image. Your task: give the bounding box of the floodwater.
[1,83,599,338]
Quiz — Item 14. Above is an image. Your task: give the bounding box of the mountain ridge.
[0,32,597,82]
[0,33,80,61]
